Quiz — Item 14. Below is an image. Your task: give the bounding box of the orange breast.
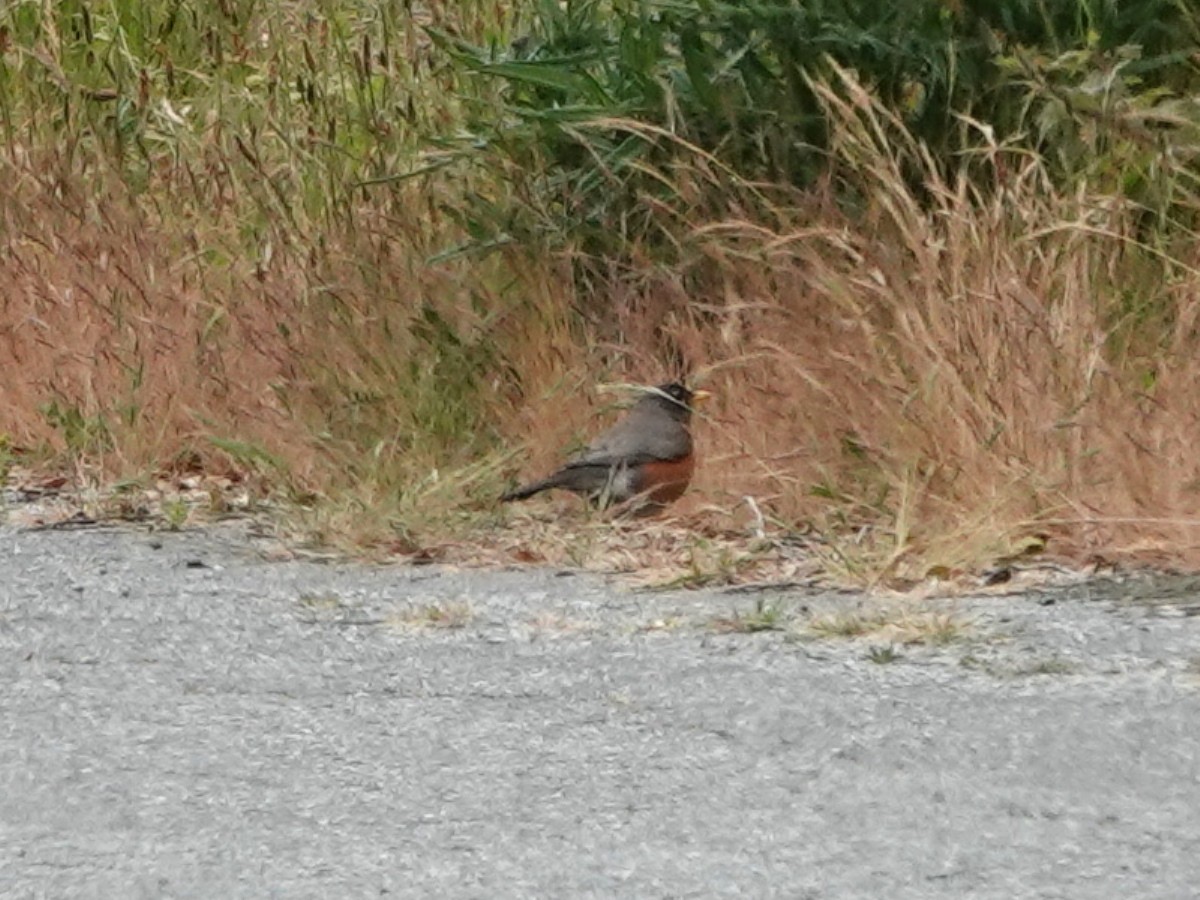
[632,454,696,505]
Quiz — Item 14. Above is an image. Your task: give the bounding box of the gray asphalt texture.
[3,523,1200,899]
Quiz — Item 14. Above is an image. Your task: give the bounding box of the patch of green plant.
[867,644,900,664]
[710,597,789,633]
[0,434,14,483]
[41,401,112,456]
[298,591,345,611]
[162,498,189,531]
[430,0,1200,267]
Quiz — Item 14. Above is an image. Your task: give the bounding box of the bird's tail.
[499,477,556,503]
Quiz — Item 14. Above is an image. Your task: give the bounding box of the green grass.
[162,497,189,530]
[709,598,791,634]
[867,644,901,664]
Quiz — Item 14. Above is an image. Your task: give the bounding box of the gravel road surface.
[2,523,1199,898]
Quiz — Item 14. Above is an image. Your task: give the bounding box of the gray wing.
[564,410,691,470]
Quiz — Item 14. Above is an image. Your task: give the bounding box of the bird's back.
[566,402,693,470]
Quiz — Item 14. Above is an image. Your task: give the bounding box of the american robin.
[501,382,710,515]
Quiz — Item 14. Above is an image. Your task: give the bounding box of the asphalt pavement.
[2,523,1199,898]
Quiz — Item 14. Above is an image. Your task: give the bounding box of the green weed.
[162,498,189,531]
[710,598,790,634]
[867,644,901,664]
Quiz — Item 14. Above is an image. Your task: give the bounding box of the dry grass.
[591,72,1200,579]
[487,77,1200,580]
[388,600,474,631]
[5,8,1200,584]
[805,604,969,646]
[460,509,824,588]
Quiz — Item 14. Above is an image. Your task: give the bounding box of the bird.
[500,382,710,516]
